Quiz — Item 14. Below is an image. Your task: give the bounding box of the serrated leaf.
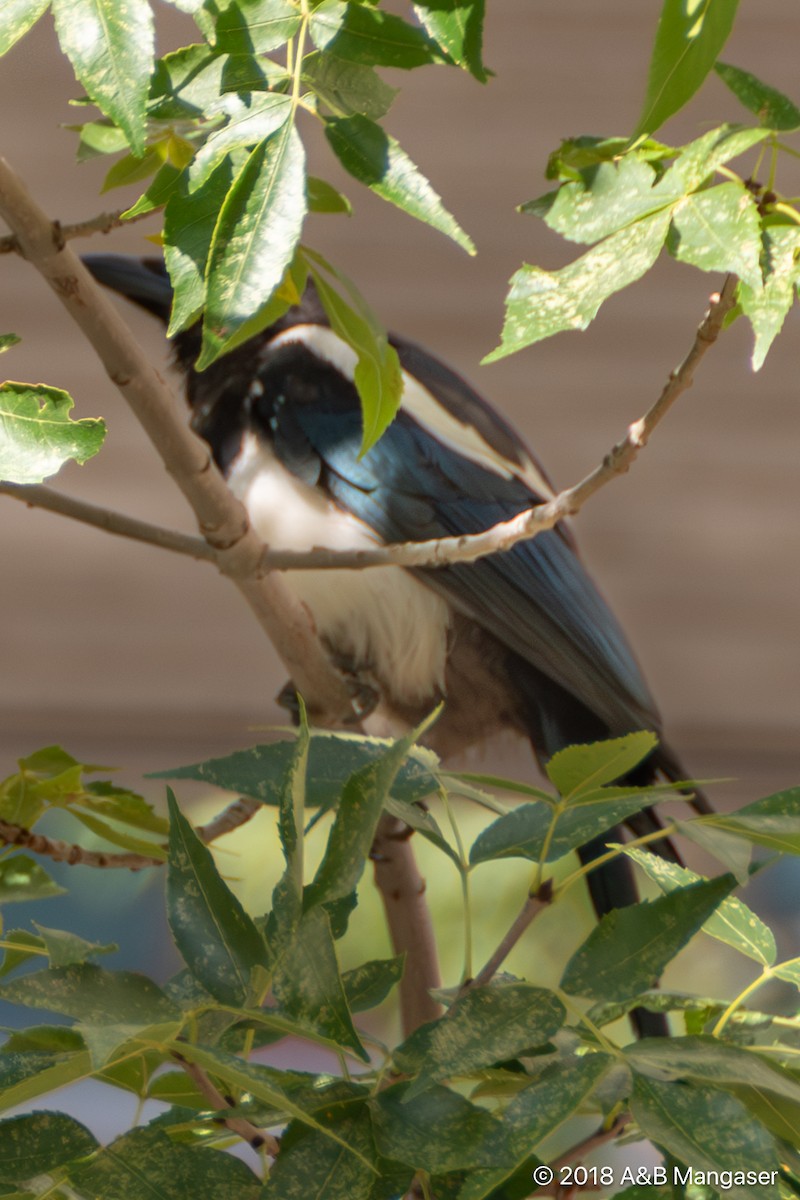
[272,908,367,1061]
[371,1082,508,1174]
[325,114,474,255]
[469,794,654,866]
[634,0,741,138]
[164,156,237,335]
[486,209,671,360]
[166,790,267,1006]
[199,121,306,366]
[188,92,291,191]
[310,0,444,69]
[0,1050,92,1110]
[302,51,397,120]
[457,1054,613,1200]
[522,156,682,246]
[716,62,800,131]
[626,1035,800,1105]
[622,846,775,965]
[561,874,736,1002]
[32,923,117,969]
[396,982,565,1099]
[152,733,440,808]
[69,1124,260,1200]
[694,785,800,854]
[0,1111,98,1184]
[0,0,49,56]
[0,963,180,1024]
[739,225,800,369]
[667,181,761,287]
[263,1102,379,1200]
[413,0,488,82]
[0,382,105,484]
[546,733,659,797]
[0,856,66,903]
[631,1076,780,1200]
[212,0,300,55]
[342,956,404,1013]
[303,718,434,911]
[51,0,154,155]
[306,252,402,453]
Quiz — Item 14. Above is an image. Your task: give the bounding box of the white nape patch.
[266,324,555,500]
[227,434,450,705]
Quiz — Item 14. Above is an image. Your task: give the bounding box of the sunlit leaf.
[0,383,105,484]
[716,62,800,130]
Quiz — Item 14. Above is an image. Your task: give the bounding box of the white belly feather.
[227,434,451,705]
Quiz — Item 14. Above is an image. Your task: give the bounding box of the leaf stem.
[710,968,771,1037]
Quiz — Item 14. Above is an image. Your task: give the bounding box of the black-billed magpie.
[85,254,708,1030]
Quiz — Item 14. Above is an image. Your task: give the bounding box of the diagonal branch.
[2,277,736,575]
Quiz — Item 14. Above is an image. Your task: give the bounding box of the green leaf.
[310,0,445,70]
[486,209,671,360]
[371,1082,508,1174]
[0,0,49,56]
[147,43,227,120]
[69,1124,260,1200]
[69,118,130,161]
[522,157,680,246]
[561,874,736,1002]
[303,719,433,911]
[0,382,105,484]
[0,856,66,903]
[166,790,267,1007]
[457,1053,613,1200]
[412,0,488,82]
[325,114,475,255]
[0,1049,92,1110]
[631,1076,780,1200]
[307,175,352,215]
[396,982,565,1099]
[81,782,169,834]
[469,794,655,866]
[663,123,768,193]
[122,161,185,218]
[272,908,367,1061]
[32,923,117,969]
[51,0,154,155]
[0,930,45,978]
[263,1102,380,1200]
[270,710,310,955]
[622,846,775,965]
[626,1035,800,1105]
[188,92,292,191]
[773,958,800,989]
[546,733,659,797]
[677,815,754,881]
[302,51,398,120]
[342,956,404,1013]
[634,0,741,138]
[716,62,800,131]
[667,181,761,287]
[199,121,307,367]
[738,226,800,370]
[212,0,300,55]
[0,334,20,353]
[694,785,800,855]
[101,145,163,193]
[164,156,237,335]
[545,134,675,183]
[305,252,402,453]
[0,1112,97,1184]
[0,963,180,1024]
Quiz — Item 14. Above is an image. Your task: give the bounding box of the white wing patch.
[227,434,450,705]
[266,324,555,499]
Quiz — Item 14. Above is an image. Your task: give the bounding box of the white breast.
[227,434,451,706]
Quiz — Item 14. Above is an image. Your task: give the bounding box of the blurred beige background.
[2,0,799,806]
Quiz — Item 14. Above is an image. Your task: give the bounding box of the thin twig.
[0,207,151,255]
[468,885,552,990]
[2,279,737,576]
[0,796,261,870]
[172,1051,279,1155]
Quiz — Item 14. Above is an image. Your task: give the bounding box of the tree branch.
[468,884,552,990]
[172,1050,279,1155]
[0,207,151,255]
[3,277,736,579]
[0,155,355,727]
